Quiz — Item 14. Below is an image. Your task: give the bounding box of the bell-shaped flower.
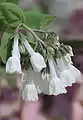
[60,65,81,87]
[48,58,67,95]
[6,55,22,74]
[21,83,38,101]
[56,56,81,87]
[21,69,38,101]
[6,34,22,74]
[24,39,46,72]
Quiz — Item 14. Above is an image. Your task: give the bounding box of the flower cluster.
[5,24,81,101]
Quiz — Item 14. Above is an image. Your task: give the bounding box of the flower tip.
[6,56,22,74]
[30,52,46,72]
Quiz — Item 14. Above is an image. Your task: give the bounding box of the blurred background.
[1,0,83,120]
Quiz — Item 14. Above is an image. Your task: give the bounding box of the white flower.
[60,65,81,87]
[21,70,38,101]
[23,39,35,56]
[24,39,46,72]
[30,52,46,72]
[48,58,67,95]
[56,56,81,87]
[21,67,39,101]
[12,34,20,58]
[22,83,38,101]
[6,34,22,74]
[6,55,22,74]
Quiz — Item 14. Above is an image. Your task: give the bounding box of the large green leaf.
[0,31,13,63]
[24,11,55,29]
[24,11,46,29]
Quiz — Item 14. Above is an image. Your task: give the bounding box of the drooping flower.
[56,56,81,87]
[21,69,38,101]
[48,58,67,95]
[22,83,38,101]
[24,39,46,72]
[6,34,22,74]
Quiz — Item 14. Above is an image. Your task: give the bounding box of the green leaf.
[22,11,55,29]
[0,3,25,30]
[3,8,20,22]
[9,21,22,28]
[40,15,55,29]
[0,0,18,4]
[0,19,8,31]
[5,0,18,4]
[23,11,46,29]
[0,31,13,63]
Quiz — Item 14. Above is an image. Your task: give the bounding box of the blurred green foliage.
[0,0,18,4]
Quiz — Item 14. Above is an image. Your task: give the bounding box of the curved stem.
[22,24,47,48]
[15,23,23,33]
[32,29,47,33]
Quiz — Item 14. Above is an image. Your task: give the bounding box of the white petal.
[22,68,49,95]
[21,83,38,101]
[48,58,56,77]
[56,58,67,72]
[30,52,46,72]
[12,34,20,58]
[56,57,81,87]
[6,34,22,74]
[24,40,46,72]
[24,39,35,56]
[22,68,42,94]
[63,55,73,65]
[48,58,67,95]
[68,65,81,80]
[49,76,67,95]
[52,59,60,77]
[60,65,81,87]
[6,56,22,74]
[60,70,75,87]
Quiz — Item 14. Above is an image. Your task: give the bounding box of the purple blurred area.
[0,88,19,102]
[0,87,20,120]
[0,83,79,120]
